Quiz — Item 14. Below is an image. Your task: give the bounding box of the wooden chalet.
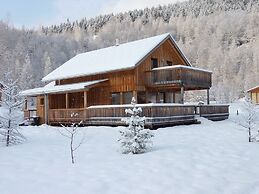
[21,33,229,128]
[247,86,259,104]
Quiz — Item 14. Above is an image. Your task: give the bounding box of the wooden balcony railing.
[198,104,229,121]
[49,108,86,123]
[46,104,229,127]
[145,65,212,89]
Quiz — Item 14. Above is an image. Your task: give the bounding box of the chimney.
[115,38,119,46]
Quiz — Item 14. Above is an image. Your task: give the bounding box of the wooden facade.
[247,86,259,104]
[22,34,229,127]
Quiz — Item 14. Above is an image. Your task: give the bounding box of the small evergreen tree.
[0,72,25,146]
[119,97,154,154]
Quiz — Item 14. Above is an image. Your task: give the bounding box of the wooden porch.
[47,104,229,129]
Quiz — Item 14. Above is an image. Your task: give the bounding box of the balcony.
[145,65,212,89]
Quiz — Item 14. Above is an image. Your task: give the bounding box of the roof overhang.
[151,65,212,73]
[247,85,259,93]
[20,79,108,97]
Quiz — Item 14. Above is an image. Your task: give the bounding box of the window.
[147,93,156,103]
[27,97,37,109]
[137,92,146,104]
[167,61,172,66]
[157,92,165,103]
[111,93,120,105]
[151,58,158,69]
[123,92,133,104]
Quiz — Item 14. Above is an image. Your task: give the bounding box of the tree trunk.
[6,129,10,147]
[248,127,252,142]
[6,108,11,147]
[70,134,75,164]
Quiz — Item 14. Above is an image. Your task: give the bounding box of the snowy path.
[0,119,259,194]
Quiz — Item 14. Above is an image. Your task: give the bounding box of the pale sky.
[0,0,183,28]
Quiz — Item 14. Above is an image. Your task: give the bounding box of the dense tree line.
[0,0,259,102]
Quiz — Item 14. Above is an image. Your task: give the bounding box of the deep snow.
[0,104,259,194]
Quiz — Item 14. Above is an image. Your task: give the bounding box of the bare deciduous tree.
[58,114,85,164]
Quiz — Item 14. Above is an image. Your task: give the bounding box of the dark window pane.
[123,92,133,104]
[167,61,172,66]
[151,58,158,69]
[111,93,120,105]
[137,92,146,104]
[158,92,165,103]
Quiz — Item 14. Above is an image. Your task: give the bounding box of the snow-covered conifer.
[119,97,154,154]
[0,72,25,146]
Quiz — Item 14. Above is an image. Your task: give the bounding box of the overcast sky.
[0,0,183,28]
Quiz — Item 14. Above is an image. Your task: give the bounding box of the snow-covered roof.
[42,33,191,82]
[20,79,108,96]
[152,65,212,73]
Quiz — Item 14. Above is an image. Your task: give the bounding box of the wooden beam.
[133,91,137,102]
[84,91,87,107]
[180,87,184,104]
[44,94,49,124]
[120,92,123,105]
[207,89,210,105]
[65,93,69,109]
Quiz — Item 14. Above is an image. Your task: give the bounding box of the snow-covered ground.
[1,104,259,194]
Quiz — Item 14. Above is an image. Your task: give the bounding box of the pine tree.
[119,97,154,154]
[0,72,25,146]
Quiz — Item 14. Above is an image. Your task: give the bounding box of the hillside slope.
[0,0,259,102]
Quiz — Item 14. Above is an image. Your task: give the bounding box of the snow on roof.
[152,65,212,73]
[247,85,259,92]
[20,79,108,96]
[42,33,189,82]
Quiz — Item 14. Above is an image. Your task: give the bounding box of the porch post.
[180,87,184,104]
[44,94,49,124]
[120,92,123,105]
[207,89,210,105]
[84,91,87,108]
[65,93,69,109]
[133,91,137,102]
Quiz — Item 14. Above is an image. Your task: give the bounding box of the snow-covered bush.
[239,97,259,142]
[0,73,25,146]
[119,97,154,154]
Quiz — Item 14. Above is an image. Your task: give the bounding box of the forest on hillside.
[0,0,258,102]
